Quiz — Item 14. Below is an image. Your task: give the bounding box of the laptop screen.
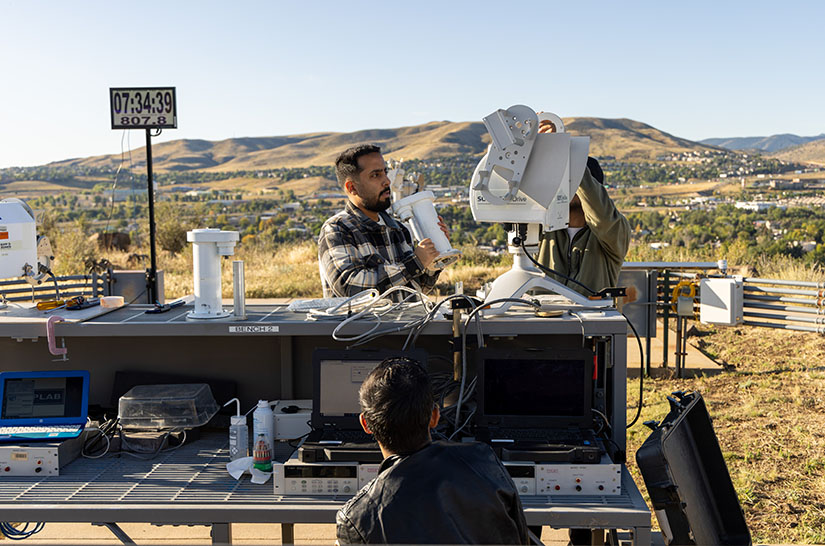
[477,348,593,428]
[0,371,90,426]
[312,349,427,428]
[2,376,85,420]
[318,359,380,417]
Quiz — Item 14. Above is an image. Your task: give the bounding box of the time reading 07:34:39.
[109,87,177,130]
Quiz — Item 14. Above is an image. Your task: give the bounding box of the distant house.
[103,188,147,202]
[769,180,805,190]
[735,201,782,212]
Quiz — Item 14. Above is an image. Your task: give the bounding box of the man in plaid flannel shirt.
[318,144,450,298]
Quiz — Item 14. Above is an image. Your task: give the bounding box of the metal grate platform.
[0,433,646,508]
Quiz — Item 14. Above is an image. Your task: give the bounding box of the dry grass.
[627,240,825,282]
[82,240,508,300]
[159,240,321,299]
[629,180,724,197]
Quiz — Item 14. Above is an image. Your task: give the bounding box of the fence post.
[662,270,670,369]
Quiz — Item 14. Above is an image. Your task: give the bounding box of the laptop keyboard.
[0,425,81,434]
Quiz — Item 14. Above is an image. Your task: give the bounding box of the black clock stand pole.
[145,128,159,305]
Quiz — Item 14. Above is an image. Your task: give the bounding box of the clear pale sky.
[1,0,822,168]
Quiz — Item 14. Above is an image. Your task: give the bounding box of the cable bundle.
[82,416,188,460]
[0,522,45,540]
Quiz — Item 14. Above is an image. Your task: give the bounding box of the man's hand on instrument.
[414,238,438,269]
[437,215,450,239]
[538,118,557,134]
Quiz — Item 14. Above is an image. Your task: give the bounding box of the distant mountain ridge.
[770,139,825,166]
[700,133,825,153]
[46,117,722,173]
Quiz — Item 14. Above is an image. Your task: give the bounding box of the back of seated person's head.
[359,357,433,454]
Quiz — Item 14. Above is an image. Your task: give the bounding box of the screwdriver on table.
[36,296,83,311]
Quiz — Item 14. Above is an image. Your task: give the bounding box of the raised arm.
[577,167,631,264]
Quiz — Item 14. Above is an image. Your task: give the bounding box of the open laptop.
[299,348,426,463]
[0,370,90,443]
[474,347,602,463]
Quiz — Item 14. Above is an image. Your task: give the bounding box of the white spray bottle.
[223,398,249,461]
[252,400,276,465]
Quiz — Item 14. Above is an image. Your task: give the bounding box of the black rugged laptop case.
[636,391,751,546]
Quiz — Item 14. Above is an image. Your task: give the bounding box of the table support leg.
[94,522,135,544]
[632,526,652,546]
[281,523,295,544]
[590,529,604,546]
[211,523,232,544]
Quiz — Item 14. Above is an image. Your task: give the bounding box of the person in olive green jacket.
[536,153,630,297]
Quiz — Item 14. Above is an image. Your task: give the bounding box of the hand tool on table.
[37,296,84,312]
[145,299,186,314]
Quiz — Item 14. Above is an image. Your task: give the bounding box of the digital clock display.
[110,87,177,129]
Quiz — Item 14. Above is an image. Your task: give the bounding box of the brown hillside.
[770,139,825,166]
[46,117,718,172]
[565,118,721,160]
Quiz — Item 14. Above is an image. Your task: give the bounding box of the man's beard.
[364,191,391,213]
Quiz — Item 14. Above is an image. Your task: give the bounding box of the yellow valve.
[670,280,696,313]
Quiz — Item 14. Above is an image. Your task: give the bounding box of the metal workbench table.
[0,303,630,449]
[0,433,651,545]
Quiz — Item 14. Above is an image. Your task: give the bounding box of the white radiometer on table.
[109,87,177,130]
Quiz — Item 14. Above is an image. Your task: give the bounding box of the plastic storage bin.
[118,384,219,430]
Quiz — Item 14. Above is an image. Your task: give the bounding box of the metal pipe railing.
[743,285,825,297]
[744,293,825,306]
[743,320,825,334]
[743,301,825,315]
[623,261,723,270]
[743,277,825,289]
[744,311,825,325]
[617,264,825,361]
[740,276,825,333]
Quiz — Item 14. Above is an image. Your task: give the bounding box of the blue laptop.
[0,370,90,443]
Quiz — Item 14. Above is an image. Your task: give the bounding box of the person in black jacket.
[335,358,529,545]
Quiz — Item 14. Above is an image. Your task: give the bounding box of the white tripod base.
[482,250,611,314]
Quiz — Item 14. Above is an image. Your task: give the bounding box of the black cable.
[0,521,45,540]
[127,289,147,305]
[103,130,132,238]
[45,269,61,300]
[518,239,599,296]
[454,297,541,427]
[621,311,645,428]
[405,294,478,350]
[83,416,120,458]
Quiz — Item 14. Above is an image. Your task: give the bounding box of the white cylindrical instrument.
[186,228,239,320]
[392,191,461,270]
